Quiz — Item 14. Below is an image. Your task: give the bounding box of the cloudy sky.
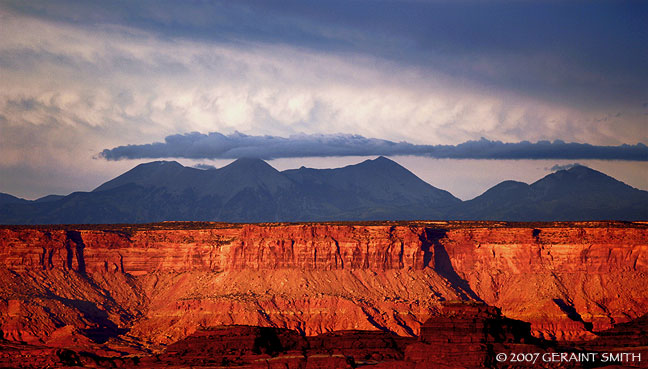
[1,0,646,200]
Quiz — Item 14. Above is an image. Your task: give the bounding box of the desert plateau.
[0,221,646,368]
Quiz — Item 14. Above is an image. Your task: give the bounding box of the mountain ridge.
[1,159,646,224]
[449,165,648,221]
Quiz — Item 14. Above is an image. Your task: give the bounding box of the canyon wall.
[0,222,646,352]
[0,224,432,274]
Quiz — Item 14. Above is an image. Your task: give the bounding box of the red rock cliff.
[0,224,429,274]
[0,222,646,351]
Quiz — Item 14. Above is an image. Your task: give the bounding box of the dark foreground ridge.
[2,302,646,368]
[1,158,647,223]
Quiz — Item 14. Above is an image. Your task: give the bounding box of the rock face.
[403,301,562,368]
[149,303,515,368]
[436,225,648,340]
[0,223,432,274]
[150,325,410,368]
[0,221,646,366]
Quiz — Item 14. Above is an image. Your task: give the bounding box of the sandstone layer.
[0,221,646,363]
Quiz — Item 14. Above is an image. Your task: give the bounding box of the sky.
[1,0,646,200]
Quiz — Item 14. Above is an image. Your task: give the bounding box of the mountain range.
[1,157,646,224]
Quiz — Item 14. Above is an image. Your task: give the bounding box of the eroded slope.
[0,222,646,354]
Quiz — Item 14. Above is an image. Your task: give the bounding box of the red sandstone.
[0,221,646,367]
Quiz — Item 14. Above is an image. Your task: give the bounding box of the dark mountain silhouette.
[0,193,28,205]
[0,157,460,224]
[449,165,648,221]
[282,156,460,220]
[93,160,190,193]
[0,161,646,224]
[33,194,66,203]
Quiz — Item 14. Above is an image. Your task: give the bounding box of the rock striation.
[0,221,647,367]
[0,224,433,274]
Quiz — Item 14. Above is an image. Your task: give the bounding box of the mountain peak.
[538,165,619,187]
[93,160,188,192]
[230,157,266,165]
[310,155,461,207]
[125,160,185,174]
[565,164,588,171]
[0,193,29,205]
[550,164,612,178]
[564,165,601,176]
[357,156,400,169]
[216,157,290,195]
[222,158,276,172]
[372,156,400,165]
[485,180,530,192]
[138,160,183,168]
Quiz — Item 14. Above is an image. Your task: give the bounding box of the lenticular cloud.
[99,132,648,161]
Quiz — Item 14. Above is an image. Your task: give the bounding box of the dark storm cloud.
[100,132,648,161]
[100,132,429,160]
[4,0,647,109]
